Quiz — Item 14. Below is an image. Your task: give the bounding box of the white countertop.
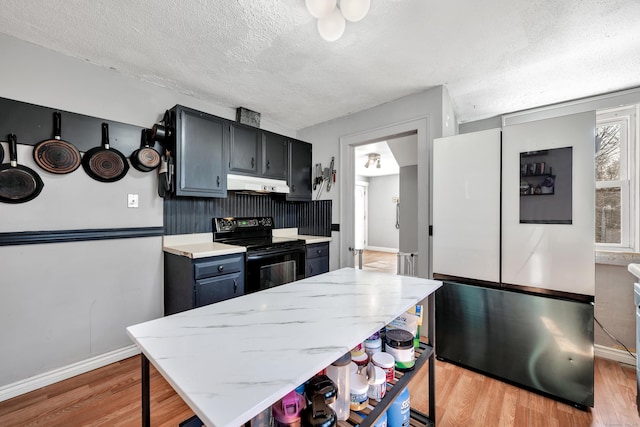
[163,229,331,258]
[629,263,640,281]
[162,234,246,259]
[272,227,332,244]
[126,268,441,427]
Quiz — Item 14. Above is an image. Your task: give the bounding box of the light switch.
[128,194,139,208]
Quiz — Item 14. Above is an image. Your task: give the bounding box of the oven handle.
[246,246,306,261]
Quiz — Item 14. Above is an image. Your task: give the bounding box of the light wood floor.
[357,249,397,274]
[0,354,636,426]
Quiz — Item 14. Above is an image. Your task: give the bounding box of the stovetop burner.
[212,217,304,251]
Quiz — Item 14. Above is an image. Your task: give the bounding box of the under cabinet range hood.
[226,174,290,194]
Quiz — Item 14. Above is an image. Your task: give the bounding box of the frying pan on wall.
[32,112,82,174]
[0,134,44,203]
[130,129,161,172]
[81,123,129,182]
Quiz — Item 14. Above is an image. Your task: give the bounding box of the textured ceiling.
[1,0,639,130]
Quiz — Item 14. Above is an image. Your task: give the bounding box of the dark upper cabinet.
[287,139,312,201]
[174,105,228,198]
[229,123,260,175]
[262,132,288,179]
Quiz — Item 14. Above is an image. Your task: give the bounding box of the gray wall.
[366,175,399,250]
[399,165,418,254]
[0,33,295,392]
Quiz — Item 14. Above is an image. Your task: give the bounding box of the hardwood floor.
[0,354,636,426]
[357,250,397,274]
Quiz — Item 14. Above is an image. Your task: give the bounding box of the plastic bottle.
[325,352,351,421]
[387,387,410,427]
[374,411,388,427]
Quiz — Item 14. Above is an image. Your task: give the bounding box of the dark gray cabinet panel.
[306,242,329,277]
[287,139,313,201]
[262,132,288,179]
[229,123,260,175]
[165,252,245,315]
[175,106,227,197]
[195,272,244,307]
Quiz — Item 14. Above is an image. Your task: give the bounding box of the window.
[595,106,637,251]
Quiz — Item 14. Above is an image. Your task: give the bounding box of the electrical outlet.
[127,194,139,208]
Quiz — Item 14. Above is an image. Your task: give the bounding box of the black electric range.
[212,217,306,293]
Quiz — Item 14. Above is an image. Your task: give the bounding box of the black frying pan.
[0,134,44,204]
[33,112,81,174]
[81,123,129,182]
[130,129,160,172]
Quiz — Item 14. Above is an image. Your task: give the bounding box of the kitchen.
[1,1,640,426]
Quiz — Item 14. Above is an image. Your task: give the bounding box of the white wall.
[299,86,447,275]
[366,174,399,250]
[0,33,296,396]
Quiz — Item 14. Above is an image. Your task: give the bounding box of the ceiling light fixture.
[364,152,381,168]
[306,0,371,42]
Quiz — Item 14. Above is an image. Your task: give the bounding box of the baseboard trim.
[365,246,398,253]
[0,345,140,403]
[595,344,637,366]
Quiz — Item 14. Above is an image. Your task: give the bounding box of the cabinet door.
[287,139,312,201]
[262,132,288,179]
[306,257,329,277]
[175,107,227,197]
[195,272,244,307]
[229,124,260,175]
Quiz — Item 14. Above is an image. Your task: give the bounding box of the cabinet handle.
[292,184,296,192]
[266,161,270,170]
[233,279,238,293]
[216,176,220,187]
[310,265,313,273]
[317,249,322,255]
[218,265,224,273]
[251,157,255,168]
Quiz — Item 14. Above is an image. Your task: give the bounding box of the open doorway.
[339,117,429,278]
[351,133,419,276]
[354,141,399,273]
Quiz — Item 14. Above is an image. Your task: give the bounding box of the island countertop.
[126,268,441,427]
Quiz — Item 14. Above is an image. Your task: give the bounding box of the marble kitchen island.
[127,267,441,427]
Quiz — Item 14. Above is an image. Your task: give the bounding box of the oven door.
[245,246,306,294]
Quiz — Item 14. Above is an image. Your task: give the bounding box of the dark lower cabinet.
[165,252,245,315]
[305,242,329,277]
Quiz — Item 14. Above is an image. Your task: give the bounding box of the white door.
[354,183,368,250]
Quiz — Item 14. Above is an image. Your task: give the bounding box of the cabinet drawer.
[194,254,244,279]
[306,243,329,259]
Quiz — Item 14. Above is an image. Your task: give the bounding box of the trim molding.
[0,227,164,246]
[595,344,636,366]
[0,345,140,403]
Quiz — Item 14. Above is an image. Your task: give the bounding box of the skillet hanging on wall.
[0,134,44,203]
[130,128,161,172]
[32,112,82,174]
[81,123,129,182]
